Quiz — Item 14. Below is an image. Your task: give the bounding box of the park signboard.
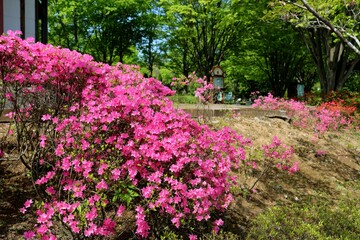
[210,66,225,103]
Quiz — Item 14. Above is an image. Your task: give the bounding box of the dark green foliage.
[268,0,360,95]
[160,0,241,79]
[48,0,153,65]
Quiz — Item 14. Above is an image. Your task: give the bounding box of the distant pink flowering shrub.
[253,93,352,134]
[247,136,299,191]
[194,77,215,103]
[261,136,298,174]
[171,72,215,103]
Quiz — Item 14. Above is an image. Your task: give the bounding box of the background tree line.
[48,0,360,98]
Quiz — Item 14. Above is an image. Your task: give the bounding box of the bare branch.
[284,0,307,10]
[348,34,360,49]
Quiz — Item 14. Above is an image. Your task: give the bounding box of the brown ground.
[216,115,360,237]
[0,113,359,239]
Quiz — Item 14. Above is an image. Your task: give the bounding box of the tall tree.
[48,0,150,65]
[48,1,85,50]
[226,23,313,98]
[257,22,308,97]
[138,1,167,77]
[223,1,313,98]
[270,0,360,95]
[160,0,241,80]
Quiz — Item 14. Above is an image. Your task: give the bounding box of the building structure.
[0,0,47,43]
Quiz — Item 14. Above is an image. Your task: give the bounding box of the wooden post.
[0,0,3,34]
[41,0,47,43]
[35,0,48,43]
[20,0,25,38]
[35,0,38,41]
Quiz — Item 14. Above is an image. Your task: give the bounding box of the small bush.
[246,200,360,240]
[324,90,360,111]
[253,93,355,134]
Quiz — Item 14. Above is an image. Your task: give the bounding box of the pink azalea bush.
[0,30,95,170]
[1,31,251,239]
[253,93,353,134]
[1,32,300,239]
[245,136,299,191]
[33,66,252,239]
[194,77,215,103]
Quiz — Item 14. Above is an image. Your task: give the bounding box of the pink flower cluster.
[261,136,299,174]
[171,72,215,103]
[0,30,99,175]
[0,30,94,108]
[194,77,215,103]
[0,32,251,238]
[253,93,353,134]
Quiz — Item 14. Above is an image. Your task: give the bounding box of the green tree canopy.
[160,0,241,79]
[269,0,360,95]
[223,1,314,98]
[48,0,152,64]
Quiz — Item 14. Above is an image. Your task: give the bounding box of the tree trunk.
[302,28,360,95]
[147,34,153,77]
